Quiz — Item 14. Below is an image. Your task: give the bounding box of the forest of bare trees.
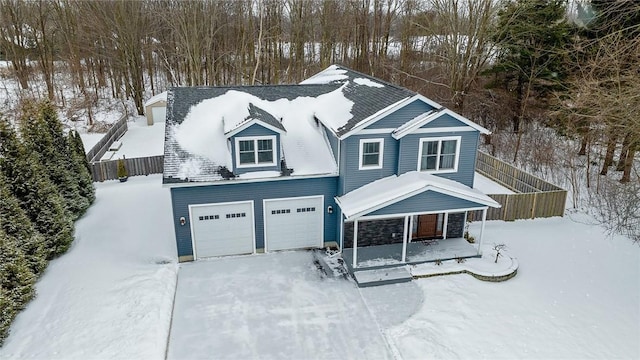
[0,0,637,237]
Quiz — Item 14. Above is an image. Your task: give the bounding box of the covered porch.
[335,171,501,274]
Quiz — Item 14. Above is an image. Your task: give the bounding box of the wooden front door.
[417,214,444,239]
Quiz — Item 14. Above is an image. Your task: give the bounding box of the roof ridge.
[332,64,416,95]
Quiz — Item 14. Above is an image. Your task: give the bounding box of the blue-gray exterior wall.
[341,133,399,193]
[397,131,479,187]
[230,124,281,175]
[365,99,436,129]
[325,126,339,167]
[170,176,339,257]
[420,113,469,128]
[367,191,484,216]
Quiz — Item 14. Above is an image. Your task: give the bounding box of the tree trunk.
[616,133,631,171]
[600,132,617,175]
[620,150,635,183]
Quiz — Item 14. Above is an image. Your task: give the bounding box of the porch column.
[408,215,414,243]
[442,212,449,239]
[352,220,358,268]
[401,215,409,263]
[477,208,487,255]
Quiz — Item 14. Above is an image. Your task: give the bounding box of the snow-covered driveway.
[0,175,178,359]
[167,251,392,360]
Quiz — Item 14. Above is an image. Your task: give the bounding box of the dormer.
[226,103,286,175]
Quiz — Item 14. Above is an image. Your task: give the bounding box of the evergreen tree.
[0,229,36,345]
[20,101,89,219]
[0,172,47,276]
[68,130,95,205]
[0,117,74,259]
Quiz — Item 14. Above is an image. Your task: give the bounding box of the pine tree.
[20,101,89,219]
[0,172,47,276]
[68,130,95,205]
[0,229,36,346]
[0,117,74,259]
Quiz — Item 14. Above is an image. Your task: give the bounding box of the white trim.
[353,128,395,135]
[408,215,414,243]
[401,216,409,262]
[263,195,325,252]
[417,136,462,173]
[225,119,285,138]
[162,173,339,188]
[358,138,384,170]
[353,220,359,268]
[407,126,476,135]
[235,135,278,169]
[392,107,489,139]
[442,212,449,239]
[188,200,256,260]
[347,206,488,222]
[339,97,413,140]
[339,210,344,252]
[478,208,487,256]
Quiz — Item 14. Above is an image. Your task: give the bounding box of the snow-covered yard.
[114,116,165,158]
[0,175,638,359]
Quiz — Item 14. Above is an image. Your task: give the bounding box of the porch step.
[353,266,413,288]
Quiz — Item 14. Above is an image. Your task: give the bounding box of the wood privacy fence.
[471,151,567,221]
[85,115,128,162]
[90,155,164,182]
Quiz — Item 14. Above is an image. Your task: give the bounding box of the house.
[144,91,168,125]
[163,65,500,273]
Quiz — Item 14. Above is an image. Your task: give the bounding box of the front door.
[416,214,444,239]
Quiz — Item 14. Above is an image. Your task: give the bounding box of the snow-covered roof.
[144,91,167,107]
[335,171,501,220]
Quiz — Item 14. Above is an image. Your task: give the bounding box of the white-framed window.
[235,135,277,168]
[417,136,461,173]
[358,138,384,170]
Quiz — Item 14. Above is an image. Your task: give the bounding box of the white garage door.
[264,196,323,252]
[151,106,166,123]
[190,201,254,259]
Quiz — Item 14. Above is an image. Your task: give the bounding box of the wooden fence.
[85,115,128,162]
[90,155,164,182]
[471,151,567,221]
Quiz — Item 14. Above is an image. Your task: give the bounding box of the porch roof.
[335,171,501,220]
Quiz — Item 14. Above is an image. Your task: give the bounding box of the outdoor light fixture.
[179,217,186,226]
[327,206,333,214]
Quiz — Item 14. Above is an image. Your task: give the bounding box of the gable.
[363,99,437,130]
[367,190,486,217]
[420,113,470,129]
[232,123,280,138]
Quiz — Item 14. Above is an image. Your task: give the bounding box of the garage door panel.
[265,197,323,251]
[191,202,254,258]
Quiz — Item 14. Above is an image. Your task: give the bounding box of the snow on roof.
[353,77,384,88]
[299,65,348,85]
[336,171,501,220]
[168,86,352,181]
[144,91,167,107]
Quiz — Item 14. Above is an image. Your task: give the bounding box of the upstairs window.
[235,136,276,168]
[359,138,384,170]
[418,136,460,173]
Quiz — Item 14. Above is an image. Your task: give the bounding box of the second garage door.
[264,196,324,252]
[190,201,254,259]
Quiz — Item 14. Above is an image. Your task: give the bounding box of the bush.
[117,158,128,179]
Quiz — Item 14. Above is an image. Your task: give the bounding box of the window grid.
[237,137,275,166]
[420,138,459,172]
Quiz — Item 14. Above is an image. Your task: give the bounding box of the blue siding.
[420,113,469,128]
[342,134,399,193]
[365,100,436,129]
[230,124,281,175]
[397,131,479,187]
[325,125,339,167]
[368,190,484,216]
[170,177,339,257]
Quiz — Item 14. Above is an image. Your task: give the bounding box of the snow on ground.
[168,251,391,360]
[376,215,639,359]
[114,116,165,158]
[0,175,177,360]
[474,172,515,194]
[79,132,105,153]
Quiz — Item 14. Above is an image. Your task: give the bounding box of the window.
[358,138,384,170]
[235,136,276,168]
[418,136,460,172]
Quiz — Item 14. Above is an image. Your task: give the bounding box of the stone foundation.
[344,218,405,248]
[446,212,465,238]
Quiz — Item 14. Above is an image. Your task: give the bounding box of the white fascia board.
[393,108,489,139]
[162,172,339,189]
[225,119,286,138]
[437,109,490,135]
[392,110,438,140]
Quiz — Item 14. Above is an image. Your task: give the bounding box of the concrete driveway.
[167,251,392,360]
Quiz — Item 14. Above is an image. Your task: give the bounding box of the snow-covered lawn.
[114,116,165,158]
[168,252,391,360]
[1,174,637,359]
[376,216,640,359]
[0,175,177,359]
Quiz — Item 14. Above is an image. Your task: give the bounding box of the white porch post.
[442,212,449,239]
[352,220,358,268]
[408,215,414,243]
[401,215,409,263]
[478,208,487,255]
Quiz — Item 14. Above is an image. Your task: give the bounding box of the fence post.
[531,192,537,219]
